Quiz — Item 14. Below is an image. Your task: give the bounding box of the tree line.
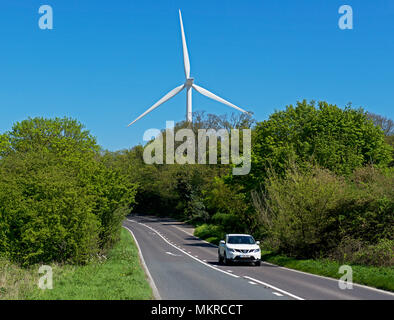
[0,118,136,266]
[0,100,392,267]
[104,101,393,267]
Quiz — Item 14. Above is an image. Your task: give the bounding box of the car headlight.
[254,248,260,252]
[227,248,235,252]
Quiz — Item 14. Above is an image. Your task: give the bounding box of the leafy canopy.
[243,100,392,190]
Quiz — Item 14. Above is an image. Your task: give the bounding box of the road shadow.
[184,236,204,241]
[207,260,263,267]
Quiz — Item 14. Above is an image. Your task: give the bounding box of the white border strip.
[244,276,304,300]
[123,226,161,300]
[128,217,307,300]
[139,215,394,298]
[261,261,394,297]
[127,219,239,279]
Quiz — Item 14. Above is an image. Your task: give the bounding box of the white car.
[218,234,261,266]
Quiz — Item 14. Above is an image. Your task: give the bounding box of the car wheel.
[218,252,223,265]
[255,260,261,266]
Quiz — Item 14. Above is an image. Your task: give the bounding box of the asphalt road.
[123,215,394,300]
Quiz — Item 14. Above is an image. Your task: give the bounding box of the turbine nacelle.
[185,78,194,87]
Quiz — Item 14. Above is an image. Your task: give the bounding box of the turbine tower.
[128,10,248,127]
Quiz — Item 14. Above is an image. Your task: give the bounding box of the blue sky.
[0,0,393,150]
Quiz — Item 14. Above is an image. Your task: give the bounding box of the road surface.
[123,215,394,300]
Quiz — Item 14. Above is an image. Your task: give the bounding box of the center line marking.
[166,251,182,257]
[128,219,239,279]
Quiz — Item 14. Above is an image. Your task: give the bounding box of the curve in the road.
[124,215,394,300]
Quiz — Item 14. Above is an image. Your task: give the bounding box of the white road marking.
[273,292,284,297]
[248,281,257,285]
[128,219,239,279]
[129,217,304,299]
[259,261,394,297]
[243,276,304,300]
[123,226,161,300]
[227,270,233,273]
[128,216,394,299]
[166,252,182,257]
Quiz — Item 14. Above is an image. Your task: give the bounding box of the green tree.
[251,165,394,259]
[0,117,137,265]
[241,101,392,191]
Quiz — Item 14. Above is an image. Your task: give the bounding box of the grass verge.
[261,251,394,292]
[0,228,153,300]
[192,226,393,293]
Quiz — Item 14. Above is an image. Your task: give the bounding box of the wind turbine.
[127,10,249,127]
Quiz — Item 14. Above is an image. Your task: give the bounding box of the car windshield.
[227,236,255,244]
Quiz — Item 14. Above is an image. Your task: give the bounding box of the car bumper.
[227,251,261,261]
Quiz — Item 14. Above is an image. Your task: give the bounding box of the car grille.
[234,249,254,253]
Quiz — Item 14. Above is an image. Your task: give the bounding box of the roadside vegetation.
[0,100,392,297]
[0,228,152,300]
[260,251,394,292]
[102,101,393,291]
[0,118,150,299]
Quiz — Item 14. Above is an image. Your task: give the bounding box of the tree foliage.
[252,165,394,261]
[0,118,136,265]
[1,104,392,268]
[240,101,392,191]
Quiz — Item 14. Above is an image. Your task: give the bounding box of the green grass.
[0,228,153,300]
[192,225,394,293]
[261,251,394,292]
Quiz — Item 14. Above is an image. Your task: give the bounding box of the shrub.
[332,238,394,267]
[353,239,394,267]
[252,165,394,262]
[194,224,225,244]
[0,118,137,266]
[0,152,99,265]
[211,213,243,233]
[252,165,343,258]
[184,192,209,225]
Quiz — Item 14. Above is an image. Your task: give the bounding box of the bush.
[211,213,243,233]
[0,118,137,266]
[184,192,209,225]
[252,165,343,257]
[353,239,394,267]
[203,177,259,234]
[194,224,225,245]
[252,165,394,261]
[339,167,394,243]
[332,237,394,267]
[0,152,99,265]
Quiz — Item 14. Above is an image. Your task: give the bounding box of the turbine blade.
[179,10,190,79]
[127,84,185,127]
[192,84,249,114]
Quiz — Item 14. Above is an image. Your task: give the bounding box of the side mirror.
[219,240,225,245]
[256,241,260,245]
